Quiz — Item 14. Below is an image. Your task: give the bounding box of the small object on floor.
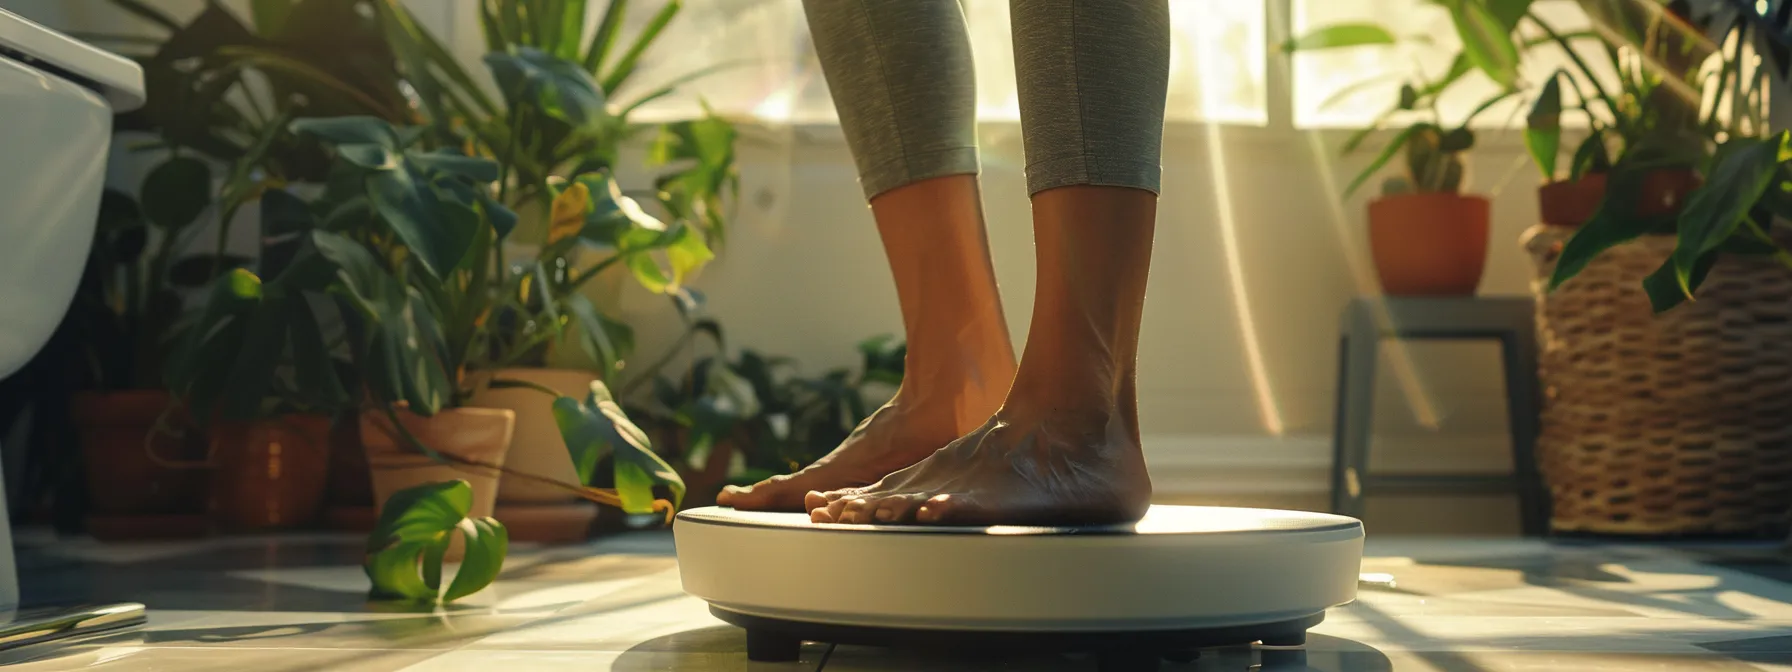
[0,603,146,665]
[675,505,1363,667]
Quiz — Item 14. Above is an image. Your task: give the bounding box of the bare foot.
[804,401,1151,526]
[715,393,963,511]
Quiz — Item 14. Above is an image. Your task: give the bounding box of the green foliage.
[633,321,907,488]
[553,380,685,514]
[1545,5,1792,309]
[364,481,508,603]
[1524,74,1563,180]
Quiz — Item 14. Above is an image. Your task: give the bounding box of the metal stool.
[1330,296,1548,536]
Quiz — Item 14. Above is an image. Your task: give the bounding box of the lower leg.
[811,186,1157,526]
[718,176,1014,511]
[807,0,1169,526]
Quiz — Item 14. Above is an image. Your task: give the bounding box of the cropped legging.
[802,0,1171,199]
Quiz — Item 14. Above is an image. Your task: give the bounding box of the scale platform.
[674,505,1364,670]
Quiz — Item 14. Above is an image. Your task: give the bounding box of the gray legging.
[803,0,1171,199]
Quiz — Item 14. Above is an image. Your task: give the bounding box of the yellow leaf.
[548,182,590,246]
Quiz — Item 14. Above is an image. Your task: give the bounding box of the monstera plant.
[366,0,737,538]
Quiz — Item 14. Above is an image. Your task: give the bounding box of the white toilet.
[0,8,145,608]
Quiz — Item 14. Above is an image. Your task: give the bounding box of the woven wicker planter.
[1524,226,1792,537]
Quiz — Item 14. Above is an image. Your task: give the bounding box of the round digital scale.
[674,505,1364,671]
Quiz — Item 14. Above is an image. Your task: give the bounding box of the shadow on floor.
[615,626,1392,671]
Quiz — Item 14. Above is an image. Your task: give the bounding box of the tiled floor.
[11,531,1792,670]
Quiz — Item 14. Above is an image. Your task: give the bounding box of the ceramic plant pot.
[1367,192,1491,296]
[208,414,332,531]
[72,389,209,539]
[1537,170,1700,228]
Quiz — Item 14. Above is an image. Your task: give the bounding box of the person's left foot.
[804,400,1151,526]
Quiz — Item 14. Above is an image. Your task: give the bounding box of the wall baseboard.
[1142,433,1517,495]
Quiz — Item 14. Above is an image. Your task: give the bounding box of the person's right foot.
[715,393,964,511]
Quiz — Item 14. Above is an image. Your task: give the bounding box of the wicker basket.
[1524,225,1792,537]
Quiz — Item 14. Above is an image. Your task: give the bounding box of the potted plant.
[1285,1,1529,296]
[161,190,357,532]
[3,0,417,538]
[626,316,907,508]
[367,0,737,541]
[1531,0,1792,537]
[1518,0,1705,228]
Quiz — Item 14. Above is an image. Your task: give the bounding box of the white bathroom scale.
[674,505,1364,670]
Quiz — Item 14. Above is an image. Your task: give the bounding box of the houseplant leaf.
[1450,0,1521,88]
[290,116,399,148]
[1670,135,1783,294]
[1525,74,1563,180]
[1548,169,1674,289]
[552,380,684,513]
[442,517,508,602]
[484,47,608,127]
[1281,23,1397,51]
[365,480,507,603]
[140,157,212,231]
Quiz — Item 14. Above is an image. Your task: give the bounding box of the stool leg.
[1500,332,1547,536]
[1333,330,1378,521]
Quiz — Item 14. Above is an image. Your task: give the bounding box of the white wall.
[611,123,1551,495]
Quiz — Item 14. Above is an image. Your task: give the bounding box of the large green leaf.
[552,380,684,513]
[1487,0,1535,30]
[1281,23,1397,52]
[1548,169,1673,289]
[443,517,508,602]
[1525,74,1564,180]
[1670,136,1783,293]
[484,47,608,127]
[1450,0,1521,89]
[140,157,213,231]
[365,480,507,603]
[367,163,473,279]
[290,116,399,148]
[311,231,453,414]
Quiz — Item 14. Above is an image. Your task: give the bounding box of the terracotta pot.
[1367,193,1491,296]
[466,368,594,504]
[72,390,209,532]
[360,407,514,559]
[208,414,332,531]
[322,411,374,530]
[1537,170,1702,227]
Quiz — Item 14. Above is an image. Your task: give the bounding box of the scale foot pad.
[713,607,1321,667]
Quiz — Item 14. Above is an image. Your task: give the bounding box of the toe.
[804,490,829,511]
[825,496,857,523]
[873,494,924,523]
[809,505,835,523]
[715,484,750,507]
[915,494,956,523]
[840,497,877,524]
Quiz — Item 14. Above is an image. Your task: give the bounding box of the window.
[1290,0,1615,129]
[612,0,1267,125]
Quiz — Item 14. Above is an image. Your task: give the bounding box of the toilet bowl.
[0,9,145,607]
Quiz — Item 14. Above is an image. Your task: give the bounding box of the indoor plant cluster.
[1296,0,1792,536]
[0,0,780,550]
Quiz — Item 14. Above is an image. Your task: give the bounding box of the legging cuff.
[861,146,982,200]
[1025,155,1162,196]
